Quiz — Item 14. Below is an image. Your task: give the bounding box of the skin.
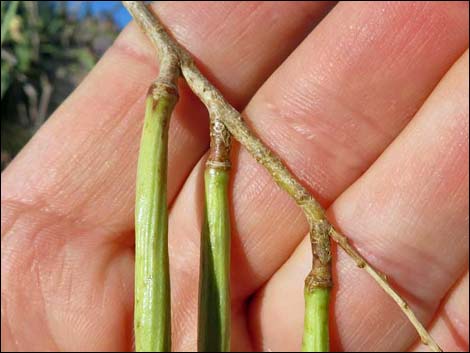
[1,1,468,352]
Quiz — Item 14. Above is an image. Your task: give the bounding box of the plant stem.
[198,168,231,352]
[302,287,330,352]
[302,221,332,352]
[329,228,443,352]
[134,79,178,352]
[123,2,179,351]
[199,117,232,352]
[123,2,442,351]
[183,36,444,353]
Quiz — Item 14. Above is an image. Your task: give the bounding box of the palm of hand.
[1,2,469,352]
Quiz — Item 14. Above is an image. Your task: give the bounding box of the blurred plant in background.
[1,1,121,170]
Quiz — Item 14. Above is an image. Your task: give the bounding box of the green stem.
[198,167,231,352]
[302,222,332,352]
[198,110,232,352]
[302,287,331,352]
[135,80,178,352]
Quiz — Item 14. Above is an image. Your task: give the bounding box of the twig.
[134,77,178,352]
[23,83,38,126]
[329,228,442,352]
[36,74,53,130]
[132,14,180,349]
[303,220,332,351]
[122,2,442,351]
[198,115,232,351]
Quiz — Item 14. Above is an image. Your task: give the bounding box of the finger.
[249,50,469,351]
[168,0,469,304]
[411,272,469,352]
[1,1,334,232]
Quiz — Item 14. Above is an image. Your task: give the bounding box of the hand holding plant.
[1,2,468,352]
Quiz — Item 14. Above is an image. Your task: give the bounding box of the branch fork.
[124,1,442,352]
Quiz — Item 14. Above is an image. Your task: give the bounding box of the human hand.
[1,2,468,351]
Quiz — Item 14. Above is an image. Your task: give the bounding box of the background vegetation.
[1,1,120,169]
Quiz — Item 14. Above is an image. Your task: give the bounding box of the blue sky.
[89,1,132,28]
[67,1,132,28]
